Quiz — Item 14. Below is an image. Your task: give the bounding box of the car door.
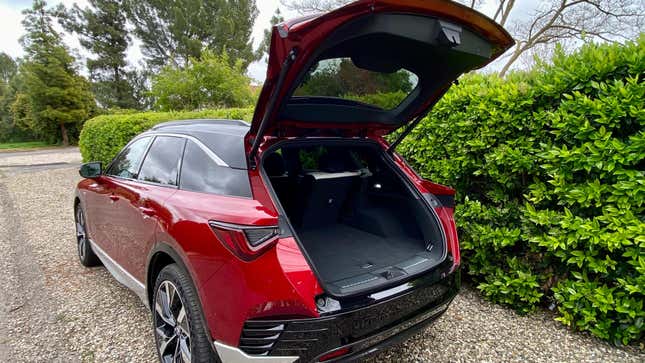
[113,135,186,281]
[85,136,152,259]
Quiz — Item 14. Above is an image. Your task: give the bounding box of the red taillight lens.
[209,221,279,261]
[319,347,351,361]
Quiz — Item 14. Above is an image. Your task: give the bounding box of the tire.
[153,264,219,363]
[74,204,100,267]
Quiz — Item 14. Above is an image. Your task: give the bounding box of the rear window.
[138,136,186,186]
[292,58,418,110]
[179,141,252,198]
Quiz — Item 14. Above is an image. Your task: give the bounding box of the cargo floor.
[297,224,428,284]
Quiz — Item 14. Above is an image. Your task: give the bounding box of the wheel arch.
[146,243,186,307]
[146,242,219,355]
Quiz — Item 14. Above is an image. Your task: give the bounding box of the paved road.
[0,148,642,362]
[0,147,82,175]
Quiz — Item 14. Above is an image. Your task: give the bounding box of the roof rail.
[151,119,250,130]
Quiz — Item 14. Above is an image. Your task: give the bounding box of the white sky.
[0,0,534,82]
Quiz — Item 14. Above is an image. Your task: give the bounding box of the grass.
[0,141,54,151]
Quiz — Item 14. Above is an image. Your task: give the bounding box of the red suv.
[74,1,511,362]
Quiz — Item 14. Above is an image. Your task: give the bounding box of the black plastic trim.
[241,267,460,362]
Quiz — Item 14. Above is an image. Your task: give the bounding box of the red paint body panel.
[155,189,322,345]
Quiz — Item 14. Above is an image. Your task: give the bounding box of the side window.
[138,136,186,186]
[180,141,251,198]
[106,136,151,179]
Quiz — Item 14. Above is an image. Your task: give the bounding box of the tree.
[58,0,140,110]
[150,50,253,111]
[256,8,285,62]
[0,53,25,142]
[498,0,644,76]
[13,0,95,145]
[0,53,17,84]
[295,58,414,98]
[125,0,259,70]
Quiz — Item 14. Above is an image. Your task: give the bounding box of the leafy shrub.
[79,107,253,165]
[397,38,644,344]
[150,50,254,111]
[347,91,409,109]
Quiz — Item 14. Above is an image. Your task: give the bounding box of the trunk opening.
[262,139,446,297]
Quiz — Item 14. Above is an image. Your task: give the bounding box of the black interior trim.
[278,13,493,128]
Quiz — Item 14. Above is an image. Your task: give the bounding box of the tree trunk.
[60,123,69,146]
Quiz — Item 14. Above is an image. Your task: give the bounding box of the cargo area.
[263,141,446,296]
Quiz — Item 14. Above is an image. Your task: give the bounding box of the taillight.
[209,221,279,261]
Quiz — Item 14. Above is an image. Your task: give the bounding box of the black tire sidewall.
[152,264,218,363]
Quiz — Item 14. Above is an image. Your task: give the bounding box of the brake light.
[209,221,279,261]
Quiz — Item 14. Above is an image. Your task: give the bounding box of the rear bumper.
[234,266,460,362]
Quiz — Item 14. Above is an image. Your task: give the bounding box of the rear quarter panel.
[157,189,322,346]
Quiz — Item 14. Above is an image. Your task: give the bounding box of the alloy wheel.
[75,207,87,260]
[154,280,192,363]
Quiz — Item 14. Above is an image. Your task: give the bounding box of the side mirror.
[79,162,102,178]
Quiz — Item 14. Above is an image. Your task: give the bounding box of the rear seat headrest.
[264,152,286,176]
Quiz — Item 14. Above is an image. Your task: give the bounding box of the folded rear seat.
[298,171,361,229]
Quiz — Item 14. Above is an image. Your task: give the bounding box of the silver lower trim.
[213,342,298,363]
[89,239,148,306]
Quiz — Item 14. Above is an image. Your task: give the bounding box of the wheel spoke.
[179,336,191,363]
[155,302,173,326]
[157,282,177,327]
[176,306,189,336]
[156,327,177,357]
[165,283,175,318]
[173,336,181,363]
[76,222,85,237]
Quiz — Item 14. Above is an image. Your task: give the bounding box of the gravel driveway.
[0,149,642,362]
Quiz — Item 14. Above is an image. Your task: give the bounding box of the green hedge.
[397,38,644,345]
[79,108,253,165]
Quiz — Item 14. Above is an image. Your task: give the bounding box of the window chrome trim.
[88,239,148,307]
[150,132,229,167]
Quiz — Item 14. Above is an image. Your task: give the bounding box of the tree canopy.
[256,8,285,62]
[295,58,415,99]
[150,50,254,111]
[59,0,141,110]
[12,0,95,145]
[125,0,259,70]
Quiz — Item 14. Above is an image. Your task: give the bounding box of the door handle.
[109,194,119,202]
[139,206,155,217]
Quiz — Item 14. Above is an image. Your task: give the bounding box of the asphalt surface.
[0,148,642,362]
